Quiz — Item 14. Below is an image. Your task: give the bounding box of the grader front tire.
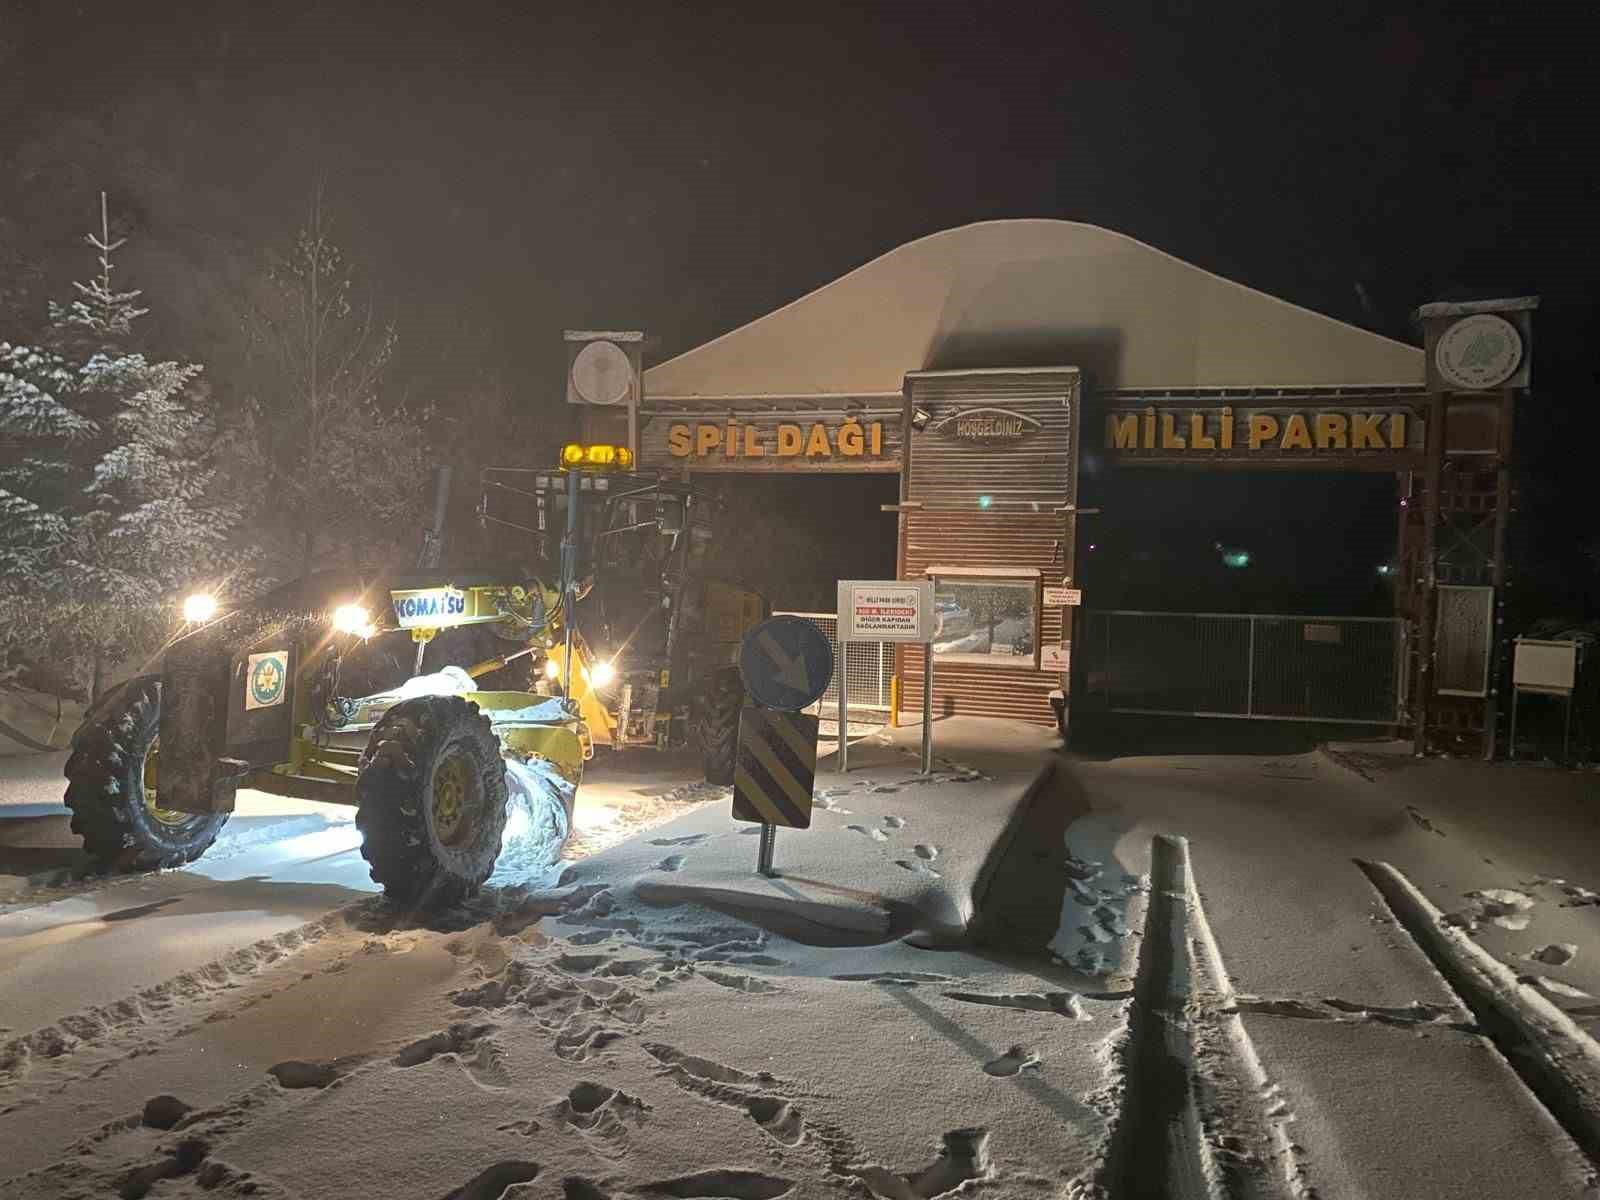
[355,695,509,906]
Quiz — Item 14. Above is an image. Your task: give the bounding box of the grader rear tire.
[355,695,508,906]
[697,670,742,786]
[63,677,231,872]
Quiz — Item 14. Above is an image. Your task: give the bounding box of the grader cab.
[479,446,766,785]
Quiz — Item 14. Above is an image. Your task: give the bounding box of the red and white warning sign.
[837,580,935,642]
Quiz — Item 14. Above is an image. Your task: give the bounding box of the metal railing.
[1079,610,1404,725]
[772,611,894,720]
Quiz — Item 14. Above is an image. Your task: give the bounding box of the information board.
[837,580,935,643]
[1513,638,1577,696]
[1043,587,1082,607]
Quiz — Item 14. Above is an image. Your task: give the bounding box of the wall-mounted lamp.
[910,407,931,431]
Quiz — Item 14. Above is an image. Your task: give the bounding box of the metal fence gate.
[773,611,893,725]
[1079,610,1405,725]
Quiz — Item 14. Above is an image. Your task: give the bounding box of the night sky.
[4,2,1593,614]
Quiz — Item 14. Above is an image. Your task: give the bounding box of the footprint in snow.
[267,1059,344,1090]
[701,969,781,994]
[882,815,905,828]
[556,953,612,974]
[896,859,942,878]
[556,1025,629,1061]
[850,1128,991,1200]
[140,1095,193,1130]
[654,855,687,872]
[643,1042,775,1085]
[649,834,709,847]
[1406,805,1445,836]
[1064,855,1102,881]
[913,843,937,860]
[1529,943,1578,966]
[945,990,1088,1019]
[1465,888,1537,931]
[744,1095,806,1146]
[551,1081,651,1157]
[637,1169,794,1199]
[1522,975,1595,1002]
[1075,947,1107,975]
[846,824,889,842]
[393,1023,509,1088]
[1093,904,1128,937]
[442,1161,542,1200]
[1561,883,1600,907]
[873,786,901,795]
[983,1045,1042,1077]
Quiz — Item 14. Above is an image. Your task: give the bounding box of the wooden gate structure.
[572,222,1534,755]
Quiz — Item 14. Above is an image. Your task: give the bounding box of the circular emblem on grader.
[1435,313,1522,390]
[248,653,287,709]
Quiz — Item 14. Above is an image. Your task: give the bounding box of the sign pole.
[838,642,849,774]
[921,641,934,775]
[561,465,581,699]
[730,615,830,873]
[757,821,776,877]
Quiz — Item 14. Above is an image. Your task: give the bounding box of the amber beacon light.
[559,443,633,470]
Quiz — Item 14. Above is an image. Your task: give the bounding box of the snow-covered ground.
[3,722,1600,1198]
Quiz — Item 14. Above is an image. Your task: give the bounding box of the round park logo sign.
[1435,314,1522,390]
[245,651,288,711]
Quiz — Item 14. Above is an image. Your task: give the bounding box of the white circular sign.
[1435,314,1522,390]
[570,340,634,405]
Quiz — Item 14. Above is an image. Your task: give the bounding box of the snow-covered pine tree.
[0,194,237,697]
[237,187,429,579]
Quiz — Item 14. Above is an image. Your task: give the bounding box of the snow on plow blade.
[341,667,586,783]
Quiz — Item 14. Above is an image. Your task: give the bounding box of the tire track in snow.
[1358,858,1600,1173]
[1097,835,1303,1200]
[0,907,345,1092]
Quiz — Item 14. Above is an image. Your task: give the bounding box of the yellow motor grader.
[61,445,761,905]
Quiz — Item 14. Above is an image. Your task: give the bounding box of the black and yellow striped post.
[732,704,818,876]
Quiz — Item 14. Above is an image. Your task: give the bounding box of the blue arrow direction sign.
[738,615,833,711]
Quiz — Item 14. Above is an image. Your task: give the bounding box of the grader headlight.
[332,603,376,639]
[181,592,218,623]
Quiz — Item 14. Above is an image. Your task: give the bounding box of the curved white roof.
[645,219,1421,396]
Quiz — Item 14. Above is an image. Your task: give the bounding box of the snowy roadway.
[3,725,1600,1197]
[0,748,716,1028]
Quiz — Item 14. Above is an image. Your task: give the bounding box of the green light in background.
[1222,549,1251,569]
[977,495,993,510]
